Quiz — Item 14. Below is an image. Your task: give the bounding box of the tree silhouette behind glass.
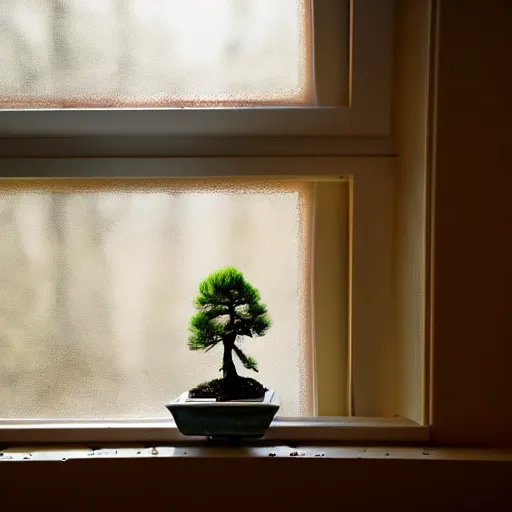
[188,267,271,401]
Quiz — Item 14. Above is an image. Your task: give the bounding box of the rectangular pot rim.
[166,389,278,408]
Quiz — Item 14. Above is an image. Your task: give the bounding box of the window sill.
[0,417,428,445]
[2,445,512,463]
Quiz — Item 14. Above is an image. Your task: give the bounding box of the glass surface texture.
[0,180,313,418]
[0,0,312,108]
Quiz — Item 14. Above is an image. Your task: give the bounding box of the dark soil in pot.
[189,376,267,401]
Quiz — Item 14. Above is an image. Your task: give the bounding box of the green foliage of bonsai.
[188,267,271,400]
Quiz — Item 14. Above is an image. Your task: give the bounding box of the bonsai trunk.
[223,306,238,382]
[222,337,238,382]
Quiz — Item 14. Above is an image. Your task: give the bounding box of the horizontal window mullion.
[0,156,394,179]
[0,136,396,158]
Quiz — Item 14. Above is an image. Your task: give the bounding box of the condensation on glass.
[0,179,313,418]
[0,0,313,108]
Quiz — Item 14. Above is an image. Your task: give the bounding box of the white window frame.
[0,0,395,139]
[0,156,428,444]
[0,0,431,444]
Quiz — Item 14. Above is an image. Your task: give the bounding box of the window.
[0,0,430,444]
[0,0,394,138]
[0,157,399,428]
[0,0,312,108]
[0,178,319,418]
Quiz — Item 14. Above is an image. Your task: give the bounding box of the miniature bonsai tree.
[188,267,271,401]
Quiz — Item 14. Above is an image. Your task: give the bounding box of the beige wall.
[430,0,511,445]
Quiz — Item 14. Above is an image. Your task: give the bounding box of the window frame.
[0,0,395,139]
[0,0,430,445]
[0,156,415,443]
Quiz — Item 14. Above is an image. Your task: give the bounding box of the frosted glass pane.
[0,180,312,418]
[0,0,312,108]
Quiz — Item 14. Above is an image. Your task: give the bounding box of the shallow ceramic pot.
[166,389,279,438]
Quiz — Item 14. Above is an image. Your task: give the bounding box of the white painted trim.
[0,0,394,138]
[0,136,396,158]
[0,156,397,421]
[0,156,393,178]
[0,417,429,445]
[347,0,395,135]
[350,159,397,416]
[265,417,428,442]
[313,0,350,106]
[313,181,350,415]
